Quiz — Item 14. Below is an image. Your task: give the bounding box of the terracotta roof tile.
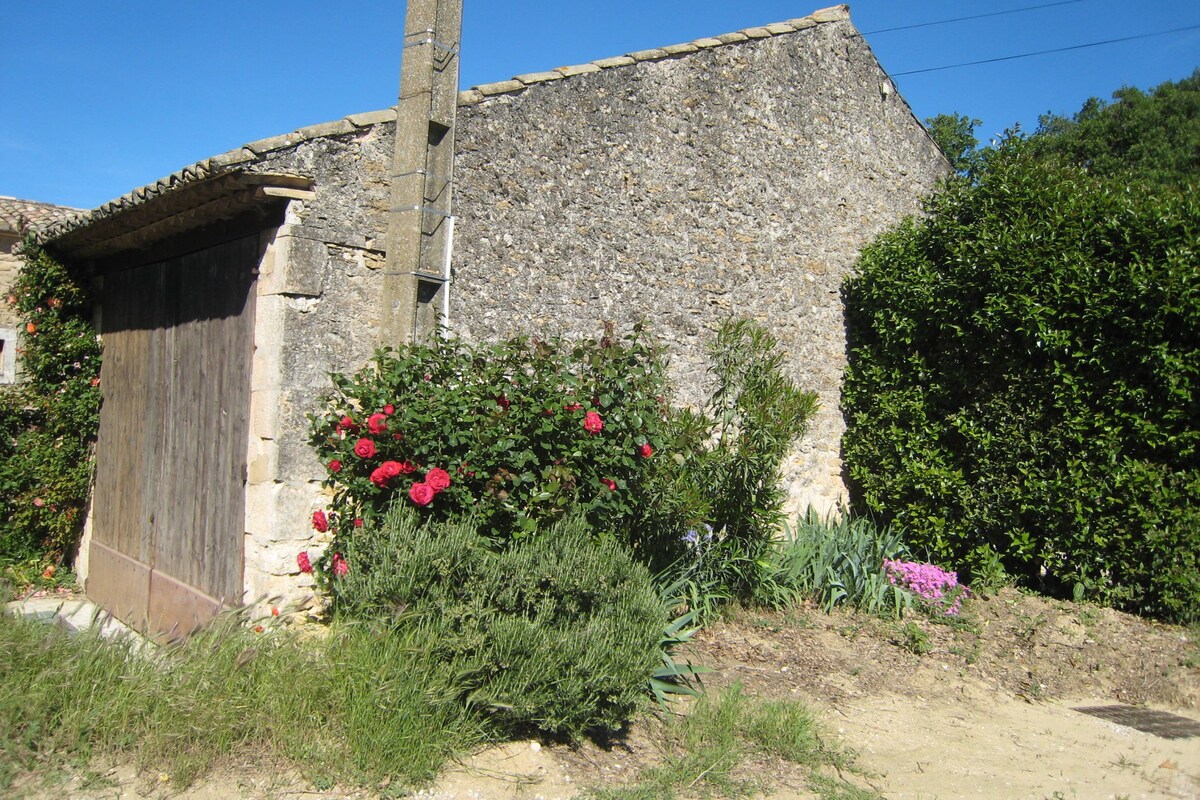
[0,197,84,235]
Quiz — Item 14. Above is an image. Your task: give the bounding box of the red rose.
[564,403,582,412]
[426,467,451,493]
[367,413,388,434]
[354,518,364,528]
[584,411,604,434]
[381,460,403,478]
[383,404,395,415]
[297,552,313,574]
[332,553,349,577]
[393,432,405,441]
[496,394,511,410]
[312,510,329,532]
[370,466,390,487]
[328,459,342,473]
[336,415,359,434]
[601,478,617,491]
[409,482,435,506]
[398,460,417,474]
[353,438,376,459]
[639,443,654,458]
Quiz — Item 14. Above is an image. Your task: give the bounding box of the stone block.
[592,56,636,69]
[458,89,486,106]
[740,27,772,39]
[555,63,602,78]
[249,388,281,444]
[243,132,298,156]
[661,43,700,56]
[294,119,355,140]
[346,108,396,127]
[786,17,817,29]
[716,32,750,44]
[627,48,668,62]
[208,148,257,168]
[246,436,278,486]
[515,70,564,85]
[258,231,327,298]
[691,37,724,49]
[765,22,797,35]
[811,5,849,22]
[476,80,525,96]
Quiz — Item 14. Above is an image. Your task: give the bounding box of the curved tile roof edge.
[42,4,850,246]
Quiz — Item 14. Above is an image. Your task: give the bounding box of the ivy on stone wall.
[0,238,101,585]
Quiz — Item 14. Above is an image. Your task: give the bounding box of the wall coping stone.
[40,4,856,247]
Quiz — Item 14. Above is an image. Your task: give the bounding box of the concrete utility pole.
[381,0,463,346]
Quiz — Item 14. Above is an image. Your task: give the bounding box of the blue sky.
[2,0,1197,210]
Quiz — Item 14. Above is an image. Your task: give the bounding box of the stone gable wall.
[87,12,947,604]
[449,19,947,514]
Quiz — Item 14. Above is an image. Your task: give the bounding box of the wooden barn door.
[88,232,260,637]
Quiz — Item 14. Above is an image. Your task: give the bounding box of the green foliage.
[332,507,666,740]
[309,323,673,548]
[1027,68,1200,188]
[0,239,101,577]
[924,113,983,175]
[654,320,819,600]
[310,319,817,604]
[0,607,483,793]
[843,137,1200,621]
[761,510,915,617]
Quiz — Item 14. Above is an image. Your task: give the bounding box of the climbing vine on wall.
[0,237,102,584]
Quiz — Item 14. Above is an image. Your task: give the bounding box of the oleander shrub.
[331,507,666,740]
[843,137,1200,621]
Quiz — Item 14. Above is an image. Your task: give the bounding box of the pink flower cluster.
[884,559,970,616]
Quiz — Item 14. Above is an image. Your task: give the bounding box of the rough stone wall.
[449,19,948,515]
[237,128,394,604]
[0,233,21,330]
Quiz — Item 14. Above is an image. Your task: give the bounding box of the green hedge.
[842,139,1199,621]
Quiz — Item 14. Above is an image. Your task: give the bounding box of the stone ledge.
[592,55,636,69]
[515,70,565,85]
[459,5,852,106]
[555,63,602,78]
[345,108,396,127]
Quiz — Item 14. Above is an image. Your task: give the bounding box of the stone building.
[0,197,82,384]
[40,5,948,634]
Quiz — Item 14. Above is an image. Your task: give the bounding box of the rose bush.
[307,324,674,573]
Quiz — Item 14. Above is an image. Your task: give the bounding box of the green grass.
[0,608,484,794]
[582,684,880,800]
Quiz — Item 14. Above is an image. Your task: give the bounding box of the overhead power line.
[891,23,1200,77]
[863,0,1088,36]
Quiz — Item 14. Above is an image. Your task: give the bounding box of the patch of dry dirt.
[15,590,1200,799]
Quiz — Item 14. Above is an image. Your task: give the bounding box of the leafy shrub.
[309,319,817,602]
[331,507,666,740]
[843,137,1200,621]
[759,510,914,617]
[0,240,101,580]
[309,323,673,546]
